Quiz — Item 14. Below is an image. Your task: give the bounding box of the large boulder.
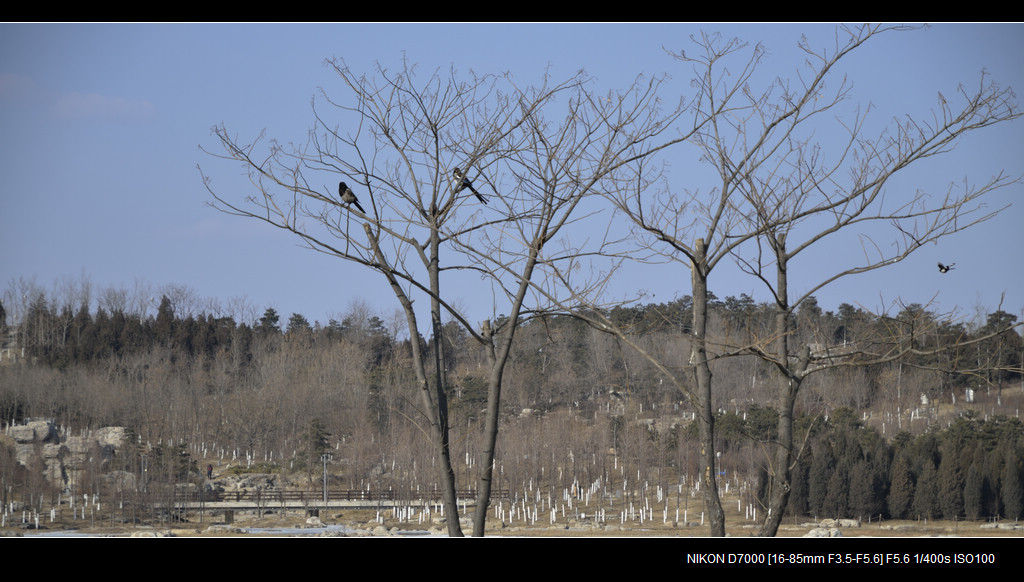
[11,419,58,444]
[94,427,127,450]
[804,527,843,537]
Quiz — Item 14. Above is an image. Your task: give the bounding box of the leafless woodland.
[3,25,1023,534]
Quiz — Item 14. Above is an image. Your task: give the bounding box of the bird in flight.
[339,182,366,214]
[452,168,487,205]
[937,262,956,273]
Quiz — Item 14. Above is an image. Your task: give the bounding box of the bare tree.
[583,24,1023,537]
[459,73,691,535]
[591,31,790,536]
[670,24,1023,536]
[201,59,617,535]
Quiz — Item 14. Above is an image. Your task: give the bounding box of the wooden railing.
[180,488,510,504]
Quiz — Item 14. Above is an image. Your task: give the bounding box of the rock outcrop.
[8,419,127,490]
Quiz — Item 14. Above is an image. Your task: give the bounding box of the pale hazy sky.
[2,23,1022,330]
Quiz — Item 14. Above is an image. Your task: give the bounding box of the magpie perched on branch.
[937,262,956,273]
[452,167,487,205]
[339,182,366,214]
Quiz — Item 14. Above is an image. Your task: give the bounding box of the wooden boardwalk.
[176,488,510,510]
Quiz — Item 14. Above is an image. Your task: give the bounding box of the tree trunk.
[758,233,808,537]
[429,227,463,537]
[758,378,798,536]
[472,320,499,536]
[691,238,726,536]
[472,245,540,536]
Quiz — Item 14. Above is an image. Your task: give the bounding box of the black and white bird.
[452,167,487,204]
[937,262,956,273]
[339,182,366,214]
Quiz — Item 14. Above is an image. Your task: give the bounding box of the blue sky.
[1,23,1022,332]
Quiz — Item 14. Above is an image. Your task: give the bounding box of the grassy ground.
[5,495,1020,537]
[3,454,1020,537]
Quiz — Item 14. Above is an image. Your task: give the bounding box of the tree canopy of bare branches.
[202,59,545,536]
[583,24,1022,536]
[198,27,1020,537]
[200,56,696,535]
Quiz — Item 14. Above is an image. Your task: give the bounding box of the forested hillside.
[2,279,1022,522]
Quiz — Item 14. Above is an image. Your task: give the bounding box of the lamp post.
[322,454,330,504]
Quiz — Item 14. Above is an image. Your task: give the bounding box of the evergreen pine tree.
[257,308,281,335]
[937,443,964,520]
[913,460,939,520]
[808,441,834,517]
[823,458,851,518]
[850,458,886,519]
[287,312,311,334]
[786,459,810,517]
[983,445,1005,518]
[1001,444,1023,520]
[302,418,332,484]
[964,460,984,521]
[888,454,914,519]
[154,295,175,346]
